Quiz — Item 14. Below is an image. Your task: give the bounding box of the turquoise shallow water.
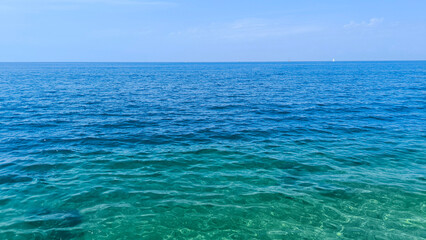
[0,62,425,239]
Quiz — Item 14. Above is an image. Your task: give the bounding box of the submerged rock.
[27,208,82,228]
[25,208,84,239]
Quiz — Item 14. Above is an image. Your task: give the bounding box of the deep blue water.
[0,62,425,239]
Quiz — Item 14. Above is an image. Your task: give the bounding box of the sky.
[0,0,425,62]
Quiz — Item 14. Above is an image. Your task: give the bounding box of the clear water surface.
[0,62,425,239]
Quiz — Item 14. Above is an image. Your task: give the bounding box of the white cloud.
[344,18,384,29]
[171,18,322,41]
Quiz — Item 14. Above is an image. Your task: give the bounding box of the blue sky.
[1,0,425,62]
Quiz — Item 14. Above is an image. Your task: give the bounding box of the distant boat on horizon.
[332,58,336,62]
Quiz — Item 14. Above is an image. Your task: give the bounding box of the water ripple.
[0,62,425,239]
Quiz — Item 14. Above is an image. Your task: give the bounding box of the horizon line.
[0,60,425,63]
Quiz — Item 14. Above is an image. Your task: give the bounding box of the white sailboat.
[332,58,335,62]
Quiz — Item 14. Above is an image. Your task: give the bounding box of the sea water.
[0,62,425,239]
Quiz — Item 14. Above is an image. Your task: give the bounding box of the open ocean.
[0,62,425,239]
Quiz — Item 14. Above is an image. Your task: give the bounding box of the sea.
[0,62,425,239]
